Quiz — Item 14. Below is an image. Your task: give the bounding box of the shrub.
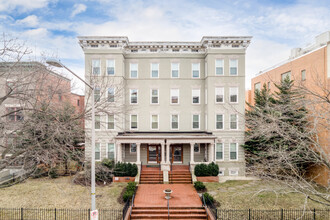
[194,181,206,191]
[127,182,137,191]
[122,182,138,202]
[194,163,219,176]
[203,193,214,205]
[48,168,58,179]
[101,159,114,169]
[208,162,219,176]
[114,162,138,177]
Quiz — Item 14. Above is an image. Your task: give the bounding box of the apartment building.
[248,31,330,185]
[78,36,252,179]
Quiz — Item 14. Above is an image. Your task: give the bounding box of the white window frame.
[218,168,225,176]
[229,143,238,161]
[106,59,115,75]
[170,89,179,104]
[192,63,200,78]
[254,82,261,92]
[229,59,238,76]
[171,63,180,78]
[106,143,115,160]
[150,89,159,104]
[92,59,100,75]
[205,89,207,105]
[95,115,101,130]
[130,63,138,78]
[216,143,224,161]
[95,143,101,161]
[192,114,200,130]
[171,114,179,130]
[194,143,200,153]
[230,114,238,130]
[301,69,306,81]
[192,89,200,104]
[151,63,159,78]
[229,168,239,176]
[108,87,115,103]
[130,89,138,104]
[215,59,224,76]
[130,143,137,154]
[130,114,138,130]
[107,114,115,130]
[229,87,238,103]
[215,114,224,130]
[215,87,224,103]
[94,87,101,103]
[151,114,159,130]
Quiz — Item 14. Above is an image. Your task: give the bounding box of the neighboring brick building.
[247,31,330,186]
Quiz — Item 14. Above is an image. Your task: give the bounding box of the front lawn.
[0,176,126,209]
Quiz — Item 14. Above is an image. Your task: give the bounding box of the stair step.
[133,207,204,210]
[132,209,205,214]
[130,214,206,219]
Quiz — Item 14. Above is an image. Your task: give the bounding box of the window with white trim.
[229,87,238,103]
[130,63,138,78]
[106,59,115,75]
[216,143,223,160]
[171,63,179,78]
[216,114,223,130]
[107,143,115,160]
[230,114,238,130]
[229,59,238,76]
[218,168,225,176]
[92,59,100,75]
[192,63,200,78]
[205,89,207,104]
[171,114,179,130]
[230,143,238,160]
[130,143,137,153]
[194,143,200,153]
[94,87,100,102]
[7,107,23,121]
[215,59,224,76]
[192,114,200,129]
[95,143,101,160]
[281,71,291,81]
[151,115,159,130]
[107,114,114,129]
[301,70,306,81]
[95,115,101,129]
[151,63,159,78]
[192,89,200,104]
[108,88,115,102]
[130,89,138,104]
[130,115,138,129]
[170,89,179,104]
[215,87,224,103]
[151,89,159,104]
[229,169,239,176]
[254,82,261,92]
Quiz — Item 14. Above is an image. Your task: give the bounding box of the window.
[108,88,115,102]
[192,89,200,104]
[216,114,224,130]
[107,143,115,160]
[301,70,306,81]
[192,114,200,129]
[230,114,238,130]
[94,87,100,102]
[106,59,115,75]
[7,107,23,121]
[92,59,100,75]
[95,115,101,129]
[95,143,101,161]
[130,63,138,78]
[151,63,159,78]
[130,89,138,104]
[205,89,208,105]
[194,143,200,153]
[58,90,62,101]
[171,63,179,78]
[171,114,179,130]
[215,59,224,75]
[170,89,179,104]
[229,169,239,176]
[151,89,159,104]
[230,143,238,160]
[215,87,224,103]
[151,115,159,129]
[254,82,261,92]
[192,63,200,78]
[77,99,80,106]
[216,143,224,160]
[281,71,291,81]
[130,115,138,129]
[229,59,238,75]
[229,87,238,103]
[267,82,271,90]
[218,168,225,176]
[130,143,137,153]
[107,114,114,129]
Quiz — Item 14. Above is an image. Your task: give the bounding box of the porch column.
[190,143,194,163]
[117,143,122,162]
[161,143,165,163]
[136,143,141,164]
[208,143,214,162]
[166,143,170,163]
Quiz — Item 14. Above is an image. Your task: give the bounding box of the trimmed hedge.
[194,181,206,191]
[123,182,137,202]
[194,162,219,176]
[114,162,138,177]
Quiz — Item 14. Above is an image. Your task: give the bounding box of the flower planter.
[113,176,135,183]
[164,189,172,199]
[196,176,219,182]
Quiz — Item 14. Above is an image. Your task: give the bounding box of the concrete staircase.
[140,166,163,184]
[130,206,207,219]
[169,167,192,184]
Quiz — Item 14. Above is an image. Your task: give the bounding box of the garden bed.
[113,177,135,183]
[196,176,219,182]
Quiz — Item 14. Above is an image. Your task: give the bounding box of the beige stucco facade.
[79,36,251,177]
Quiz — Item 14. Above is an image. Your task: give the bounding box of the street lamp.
[46,58,97,211]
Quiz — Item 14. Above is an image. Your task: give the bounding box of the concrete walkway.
[134,184,202,207]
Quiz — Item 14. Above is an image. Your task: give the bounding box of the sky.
[1,0,330,94]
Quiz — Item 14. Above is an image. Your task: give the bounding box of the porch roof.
[116,131,216,140]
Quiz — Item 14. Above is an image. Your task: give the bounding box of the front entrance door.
[170,145,183,163]
[147,145,161,163]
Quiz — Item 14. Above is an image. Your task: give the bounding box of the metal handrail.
[202,193,217,220]
[159,163,162,184]
[129,190,137,217]
[122,199,130,220]
[167,199,170,220]
[202,194,209,219]
[139,162,142,184]
[188,162,192,184]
